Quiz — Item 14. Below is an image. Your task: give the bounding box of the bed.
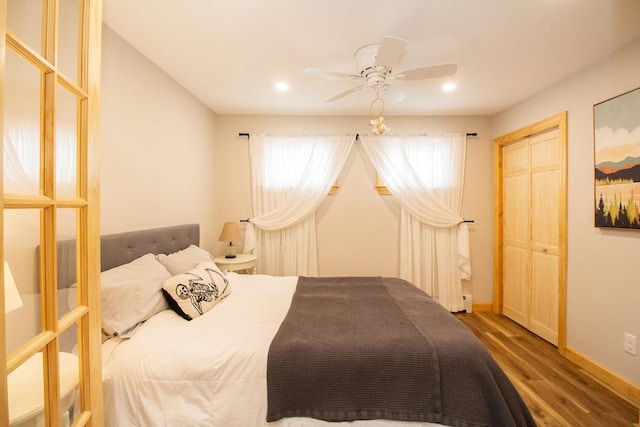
[74,224,534,427]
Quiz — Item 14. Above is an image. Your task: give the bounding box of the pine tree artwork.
[594,88,640,229]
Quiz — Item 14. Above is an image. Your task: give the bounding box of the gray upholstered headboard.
[55,224,200,289]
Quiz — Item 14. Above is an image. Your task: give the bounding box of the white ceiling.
[102,0,640,116]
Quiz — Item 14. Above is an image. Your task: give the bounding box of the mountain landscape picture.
[594,88,640,229]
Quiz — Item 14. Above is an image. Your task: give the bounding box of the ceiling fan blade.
[326,85,364,102]
[374,36,407,69]
[395,63,458,80]
[304,68,361,80]
[381,85,406,104]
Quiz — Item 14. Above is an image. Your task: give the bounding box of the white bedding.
[102,273,443,427]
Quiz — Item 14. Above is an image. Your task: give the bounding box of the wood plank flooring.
[454,311,639,427]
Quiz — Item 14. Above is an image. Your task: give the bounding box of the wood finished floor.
[454,311,639,427]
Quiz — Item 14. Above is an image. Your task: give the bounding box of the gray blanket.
[267,276,535,426]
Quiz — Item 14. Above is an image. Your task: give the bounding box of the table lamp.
[4,261,23,313]
[219,222,242,259]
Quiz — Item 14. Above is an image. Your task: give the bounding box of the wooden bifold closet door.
[502,129,561,345]
[494,112,567,351]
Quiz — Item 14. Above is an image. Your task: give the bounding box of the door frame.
[493,112,568,355]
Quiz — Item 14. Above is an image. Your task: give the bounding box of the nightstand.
[214,253,257,274]
[9,352,78,427]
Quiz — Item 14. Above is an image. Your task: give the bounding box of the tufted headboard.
[55,224,200,289]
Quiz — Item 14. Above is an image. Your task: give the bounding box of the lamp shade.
[218,222,241,243]
[4,261,23,313]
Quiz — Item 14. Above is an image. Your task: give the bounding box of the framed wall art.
[594,87,640,229]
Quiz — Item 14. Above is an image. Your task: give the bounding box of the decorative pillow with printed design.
[162,261,231,320]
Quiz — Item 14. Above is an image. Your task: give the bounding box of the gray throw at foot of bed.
[266,276,535,427]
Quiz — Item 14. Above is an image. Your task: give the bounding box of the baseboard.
[472,302,493,312]
[565,346,640,408]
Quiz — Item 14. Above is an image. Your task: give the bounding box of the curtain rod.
[238,132,477,139]
[240,218,473,223]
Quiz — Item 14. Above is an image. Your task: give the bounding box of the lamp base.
[224,243,238,259]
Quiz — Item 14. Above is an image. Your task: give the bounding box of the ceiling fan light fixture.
[370,115,389,135]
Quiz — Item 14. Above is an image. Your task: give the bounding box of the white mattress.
[102,273,443,427]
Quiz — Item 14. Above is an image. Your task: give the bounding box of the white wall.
[493,39,640,385]
[213,115,495,302]
[101,25,218,253]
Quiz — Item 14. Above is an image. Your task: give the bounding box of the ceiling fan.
[304,36,457,104]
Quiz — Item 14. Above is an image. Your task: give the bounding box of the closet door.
[1,1,104,426]
[528,129,560,344]
[500,128,561,346]
[502,139,531,328]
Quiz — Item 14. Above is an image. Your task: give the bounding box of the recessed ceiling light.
[442,82,457,92]
[275,81,289,92]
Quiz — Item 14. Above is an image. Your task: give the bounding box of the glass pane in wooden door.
[59,319,78,357]
[3,209,41,355]
[59,323,80,425]
[7,351,47,426]
[57,209,77,321]
[3,48,42,196]
[6,0,43,56]
[55,84,79,199]
[58,0,80,84]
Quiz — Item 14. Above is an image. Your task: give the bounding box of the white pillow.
[100,253,172,338]
[162,262,231,320]
[156,245,214,276]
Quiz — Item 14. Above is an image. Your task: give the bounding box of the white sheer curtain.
[247,134,355,276]
[4,119,76,197]
[360,133,469,311]
[3,120,40,194]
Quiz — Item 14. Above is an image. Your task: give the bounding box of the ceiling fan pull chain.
[370,88,389,135]
[370,88,385,118]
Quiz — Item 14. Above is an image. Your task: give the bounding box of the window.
[257,135,340,195]
[375,135,460,194]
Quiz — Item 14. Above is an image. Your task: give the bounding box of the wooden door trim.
[493,112,568,355]
[0,0,7,422]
